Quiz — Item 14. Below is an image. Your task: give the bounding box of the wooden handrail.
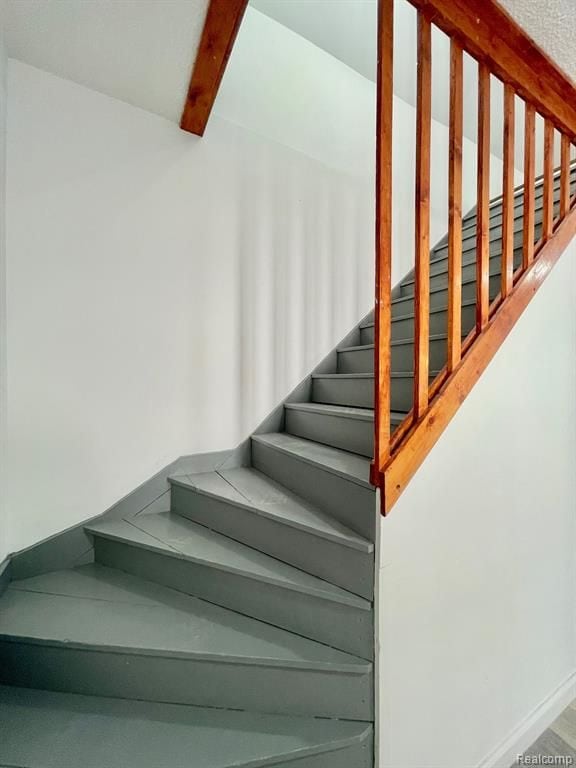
[372,0,576,513]
[407,0,576,141]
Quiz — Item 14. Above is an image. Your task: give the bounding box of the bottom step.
[0,686,373,768]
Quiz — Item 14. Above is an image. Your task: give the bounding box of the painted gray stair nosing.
[408,181,572,281]
[94,536,374,660]
[0,626,367,672]
[459,174,574,232]
[86,515,368,611]
[285,405,374,458]
[253,433,372,491]
[0,685,373,768]
[360,299,477,344]
[251,434,376,541]
[169,471,372,554]
[0,641,372,720]
[339,334,460,352]
[85,511,373,659]
[282,405,407,459]
[0,568,372,719]
[432,212,545,264]
[361,297,477,330]
[392,272,501,316]
[2,568,369,671]
[338,334,465,374]
[170,478,375,600]
[312,371,440,413]
[285,402,373,421]
[400,246,524,293]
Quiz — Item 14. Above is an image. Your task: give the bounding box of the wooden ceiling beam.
[180,0,248,136]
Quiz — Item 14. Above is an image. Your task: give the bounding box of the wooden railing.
[372,0,576,512]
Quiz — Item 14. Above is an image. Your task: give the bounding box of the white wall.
[0,1,8,564]
[4,58,374,555]
[4,9,522,557]
[377,242,576,768]
[216,6,520,287]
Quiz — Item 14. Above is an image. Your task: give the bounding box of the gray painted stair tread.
[284,403,404,428]
[312,372,372,379]
[312,370,437,380]
[393,275,480,302]
[339,342,375,352]
[285,402,373,421]
[391,370,440,379]
[87,513,369,610]
[340,335,454,352]
[360,298,476,327]
[2,565,370,672]
[171,468,372,553]
[252,433,372,490]
[0,685,372,768]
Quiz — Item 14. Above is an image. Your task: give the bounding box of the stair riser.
[393,272,500,317]
[312,377,372,409]
[361,302,476,345]
[285,409,372,458]
[432,215,546,265]
[337,347,373,374]
[251,439,376,541]
[94,537,373,660]
[401,249,522,296]
[459,185,567,238]
[339,335,450,374]
[450,205,542,253]
[359,326,373,344]
[170,483,374,600]
[0,641,372,720]
[313,374,430,413]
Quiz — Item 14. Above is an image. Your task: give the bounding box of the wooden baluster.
[476,63,490,331]
[560,133,571,220]
[447,40,463,373]
[501,84,515,299]
[572,143,576,208]
[413,13,432,419]
[543,120,554,240]
[371,0,393,485]
[522,104,536,268]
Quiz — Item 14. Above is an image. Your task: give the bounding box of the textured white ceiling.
[253,0,576,86]
[2,0,210,122]
[498,0,576,82]
[2,0,574,126]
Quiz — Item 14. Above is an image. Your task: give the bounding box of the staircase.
[0,165,572,766]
